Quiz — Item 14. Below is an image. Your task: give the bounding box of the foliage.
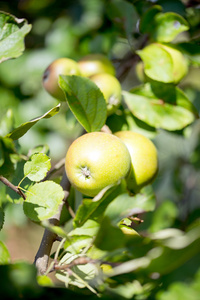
[0,1,200,299]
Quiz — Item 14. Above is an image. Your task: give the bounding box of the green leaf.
[59,75,107,132]
[56,252,97,290]
[27,144,50,157]
[104,185,156,225]
[123,83,197,130]
[150,200,178,233]
[179,42,200,66]
[0,109,15,137]
[0,241,10,264]
[137,43,188,83]
[0,12,31,63]
[0,137,16,177]
[94,217,126,251]
[73,183,125,228]
[140,7,189,42]
[42,220,68,238]
[24,153,51,182]
[6,104,60,140]
[64,235,93,254]
[70,219,99,237]
[23,181,64,222]
[147,225,200,275]
[37,275,54,287]
[106,0,138,39]
[140,5,162,34]
[0,207,5,230]
[153,12,189,42]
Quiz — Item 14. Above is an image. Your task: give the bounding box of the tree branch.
[34,172,71,275]
[0,175,26,200]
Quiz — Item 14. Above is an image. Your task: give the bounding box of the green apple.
[65,132,131,197]
[78,54,116,78]
[115,131,158,193]
[42,58,81,101]
[90,73,122,116]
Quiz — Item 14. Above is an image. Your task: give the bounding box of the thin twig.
[0,175,26,200]
[34,172,71,275]
[42,157,65,181]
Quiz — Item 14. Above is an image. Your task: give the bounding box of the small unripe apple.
[65,132,131,197]
[42,58,81,101]
[90,73,122,116]
[115,131,158,193]
[78,54,116,78]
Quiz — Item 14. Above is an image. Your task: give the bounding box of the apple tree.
[0,1,200,299]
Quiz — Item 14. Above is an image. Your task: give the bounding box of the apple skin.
[78,54,116,78]
[65,132,131,197]
[42,58,81,101]
[90,73,122,116]
[115,131,158,193]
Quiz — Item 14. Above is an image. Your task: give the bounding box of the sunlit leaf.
[59,75,107,132]
[137,43,188,83]
[123,83,197,130]
[0,12,31,63]
[6,104,60,140]
[24,153,51,182]
[140,7,189,42]
[23,181,64,222]
[0,241,10,264]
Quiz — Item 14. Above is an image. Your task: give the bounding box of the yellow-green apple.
[115,131,158,193]
[42,58,81,101]
[90,73,122,115]
[65,132,131,197]
[78,54,115,78]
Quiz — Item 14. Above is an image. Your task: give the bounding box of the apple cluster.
[65,131,158,197]
[42,54,121,116]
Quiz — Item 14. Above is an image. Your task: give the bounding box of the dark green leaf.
[94,217,126,251]
[104,185,156,225]
[73,183,125,228]
[179,42,200,66]
[59,75,107,132]
[6,104,60,140]
[140,5,162,34]
[0,137,16,177]
[147,225,200,275]
[0,207,5,231]
[106,0,138,39]
[0,12,31,63]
